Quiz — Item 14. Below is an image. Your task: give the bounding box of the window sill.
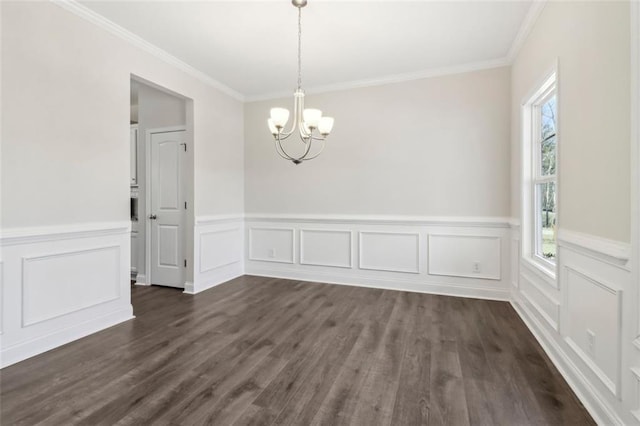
[522,255,557,283]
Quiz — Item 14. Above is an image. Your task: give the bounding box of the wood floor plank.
[390,292,431,426]
[0,276,595,426]
[308,290,400,426]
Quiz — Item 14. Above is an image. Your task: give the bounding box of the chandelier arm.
[275,136,295,161]
[276,130,294,140]
[295,131,315,160]
[280,132,315,163]
[279,89,302,137]
[302,139,326,160]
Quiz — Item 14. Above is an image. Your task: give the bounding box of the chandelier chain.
[297,6,302,90]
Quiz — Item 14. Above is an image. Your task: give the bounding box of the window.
[522,73,557,274]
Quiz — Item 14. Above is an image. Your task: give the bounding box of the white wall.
[509,2,637,424]
[510,1,630,243]
[244,66,511,218]
[243,67,512,300]
[0,1,244,367]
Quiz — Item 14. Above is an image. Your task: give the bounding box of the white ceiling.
[79,1,534,100]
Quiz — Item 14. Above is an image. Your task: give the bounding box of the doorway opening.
[130,77,194,289]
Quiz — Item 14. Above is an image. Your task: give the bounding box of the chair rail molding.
[557,228,631,269]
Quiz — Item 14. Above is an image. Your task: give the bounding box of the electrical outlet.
[472,262,481,273]
[268,248,276,258]
[587,329,596,355]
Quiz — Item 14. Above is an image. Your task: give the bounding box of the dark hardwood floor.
[1,276,594,425]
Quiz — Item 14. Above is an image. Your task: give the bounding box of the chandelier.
[267,0,334,165]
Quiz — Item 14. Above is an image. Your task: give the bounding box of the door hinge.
[184,259,187,268]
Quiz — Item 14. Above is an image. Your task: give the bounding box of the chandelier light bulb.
[267,119,278,135]
[318,117,334,135]
[302,108,322,128]
[270,108,290,128]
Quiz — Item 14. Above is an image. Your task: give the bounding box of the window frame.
[521,71,558,278]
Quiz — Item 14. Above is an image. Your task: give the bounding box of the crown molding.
[507,1,548,62]
[245,57,511,102]
[50,0,245,102]
[51,0,544,104]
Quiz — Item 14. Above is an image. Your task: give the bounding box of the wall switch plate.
[268,248,276,258]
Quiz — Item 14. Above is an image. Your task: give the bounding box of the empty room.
[0,0,638,424]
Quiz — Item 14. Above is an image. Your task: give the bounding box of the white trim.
[358,231,421,274]
[184,262,243,295]
[0,222,130,246]
[510,296,624,426]
[1,307,134,369]
[244,213,510,228]
[248,227,296,264]
[51,0,545,103]
[50,0,244,102]
[245,266,509,302]
[299,229,353,269]
[557,228,631,267]
[521,66,558,280]
[506,1,548,62]
[631,0,640,350]
[198,227,242,273]
[246,58,511,102]
[427,233,502,281]
[195,214,244,226]
[521,255,557,287]
[0,261,4,335]
[21,245,122,327]
[134,274,149,286]
[562,265,623,398]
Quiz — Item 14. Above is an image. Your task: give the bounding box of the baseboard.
[185,263,244,295]
[510,295,623,426]
[245,266,509,301]
[135,274,149,285]
[1,305,134,369]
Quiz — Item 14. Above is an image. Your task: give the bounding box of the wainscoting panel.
[249,227,295,264]
[22,246,121,327]
[428,234,501,280]
[199,227,242,273]
[359,231,420,273]
[510,224,520,288]
[190,216,244,295]
[0,222,134,368]
[0,261,4,335]
[511,226,634,425]
[300,229,352,268]
[564,266,622,397]
[245,215,511,300]
[519,271,560,331]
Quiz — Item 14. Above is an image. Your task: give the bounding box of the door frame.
[145,125,187,287]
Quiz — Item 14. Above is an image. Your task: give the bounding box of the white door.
[150,130,185,287]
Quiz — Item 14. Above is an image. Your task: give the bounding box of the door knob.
[149,214,157,220]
